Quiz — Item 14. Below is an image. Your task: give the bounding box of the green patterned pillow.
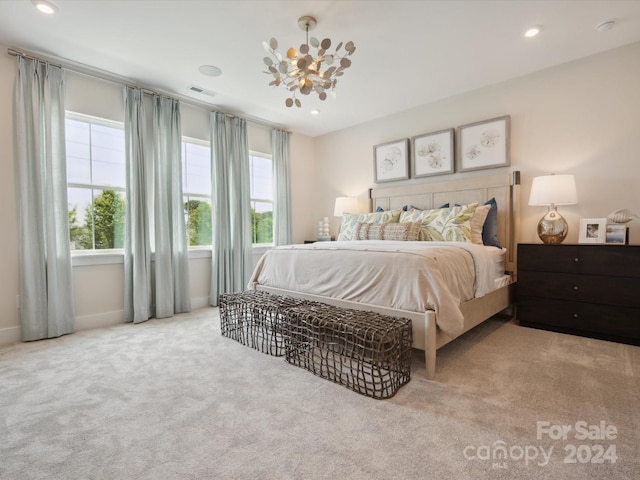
[400,203,478,241]
[338,210,401,241]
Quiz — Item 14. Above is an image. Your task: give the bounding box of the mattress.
[248,240,509,336]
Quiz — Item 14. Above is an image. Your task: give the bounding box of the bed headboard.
[369,171,520,272]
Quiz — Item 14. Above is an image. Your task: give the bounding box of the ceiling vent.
[189,85,216,97]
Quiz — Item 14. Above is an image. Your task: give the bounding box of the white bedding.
[248,240,508,336]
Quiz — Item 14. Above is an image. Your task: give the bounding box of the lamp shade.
[334,196,359,216]
[528,175,578,206]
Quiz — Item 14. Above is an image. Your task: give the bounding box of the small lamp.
[528,174,578,244]
[334,196,359,216]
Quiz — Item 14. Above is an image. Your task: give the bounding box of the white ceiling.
[1,0,640,137]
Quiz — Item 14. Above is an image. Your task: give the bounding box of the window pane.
[90,124,126,188]
[251,201,273,244]
[66,119,91,184]
[184,196,212,246]
[250,155,272,200]
[68,187,92,250]
[89,189,126,250]
[183,142,211,195]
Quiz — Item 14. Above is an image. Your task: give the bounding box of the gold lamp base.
[537,205,568,244]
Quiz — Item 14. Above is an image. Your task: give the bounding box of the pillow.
[470,204,491,245]
[399,203,478,242]
[356,221,421,241]
[338,210,401,241]
[482,197,501,248]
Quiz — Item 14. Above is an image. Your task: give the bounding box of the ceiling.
[1,0,640,137]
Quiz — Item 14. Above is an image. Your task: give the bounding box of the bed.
[249,171,520,379]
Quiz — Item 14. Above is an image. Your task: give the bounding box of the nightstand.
[517,243,640,346]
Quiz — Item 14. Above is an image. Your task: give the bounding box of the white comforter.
[248,240,502,336]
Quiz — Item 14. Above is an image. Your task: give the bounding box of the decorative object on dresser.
[528,174,578,244]
[517,243,640,346]
[578,217,606,244]
[373,138,409,183]
[410,128,454,178]
[456,115,510,172]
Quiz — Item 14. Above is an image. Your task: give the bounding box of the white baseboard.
[75,310,126,331]
[191,296,211,310]
[0,326,21,347]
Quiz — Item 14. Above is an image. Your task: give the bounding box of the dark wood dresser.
[517,243,640,346]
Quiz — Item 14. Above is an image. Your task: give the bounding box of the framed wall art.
[410,128,454,178]
[457,115,510,172]
[373,138,409,183]
[578,217,607,244]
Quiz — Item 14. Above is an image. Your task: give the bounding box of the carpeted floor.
[1,307,638,480]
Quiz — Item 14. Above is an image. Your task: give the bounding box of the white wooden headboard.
[369,171,520,272]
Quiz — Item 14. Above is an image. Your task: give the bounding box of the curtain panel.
[124,88,190,323]
[271,129,292,246]
[14,57,75,341]
[209,113,252,305]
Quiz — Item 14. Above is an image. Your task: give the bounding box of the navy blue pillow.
[482,198,501,248]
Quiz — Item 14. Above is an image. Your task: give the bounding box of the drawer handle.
[574,257,579,262]
[573,313,579,319]
[573,285,579,291]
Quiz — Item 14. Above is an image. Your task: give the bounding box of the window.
[66,113,126,251]
[182,139,212,246]
[249,152,273,244]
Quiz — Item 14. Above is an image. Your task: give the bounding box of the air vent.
[189,85,216,97]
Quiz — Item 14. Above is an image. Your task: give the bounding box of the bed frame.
[255,171,520,380]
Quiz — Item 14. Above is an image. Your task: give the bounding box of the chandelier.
[263,15,356,108]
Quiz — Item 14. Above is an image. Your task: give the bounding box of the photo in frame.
[373,138,409,183]
[457,115,510,172]
[578,218,607,244]
[605,223,628,244]
[411,128,454,178]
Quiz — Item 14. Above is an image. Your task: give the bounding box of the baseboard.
[191,296,211,310]
[75,310,126,331]
[0,326,22,347]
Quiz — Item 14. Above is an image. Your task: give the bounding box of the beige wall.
[314,41,640,245]
[0,46,315,344]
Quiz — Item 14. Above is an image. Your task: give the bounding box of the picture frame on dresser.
[578,218,607,244]
[373,139,409,183]
[456,115,510,172]
[606,223,628,244]
[410,128,454,178]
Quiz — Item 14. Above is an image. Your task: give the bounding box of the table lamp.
[528,174,577,244]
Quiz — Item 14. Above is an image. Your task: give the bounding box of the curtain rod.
[7,47,290,133]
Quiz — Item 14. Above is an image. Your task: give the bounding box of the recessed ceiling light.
[32,0,58,14]
[524,25,542,38]
[311,109,320,115]
[198,65,222,77]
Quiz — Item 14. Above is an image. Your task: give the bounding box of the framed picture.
[457,115,510,172]
[578,218,607,244]
[411,128,454,178]
[373,139,409,183]
[605,223,628,244]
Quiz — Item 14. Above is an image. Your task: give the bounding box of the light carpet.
[1,307,638,480]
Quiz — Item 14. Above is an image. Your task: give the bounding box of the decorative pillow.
[399,203,478,242]
[482,197,502,248]
[338,210,401,241]
[356,222,421,241]
[470,204,491,245]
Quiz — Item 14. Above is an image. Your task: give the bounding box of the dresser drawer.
[518,244,640,277]
[518,297,640,344]
[518,270,640,308]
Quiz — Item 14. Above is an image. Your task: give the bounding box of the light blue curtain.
[209,113,252,305]
[271,129,292,246]
[14,57,74,341]
[124,88,191,323]
[124,87,153,323]
[152,96,191,317]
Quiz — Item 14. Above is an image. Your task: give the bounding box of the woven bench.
[282,301,412,399]
[219,290,412,399]
[219,290,306,356]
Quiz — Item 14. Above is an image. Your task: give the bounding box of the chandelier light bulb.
[263,15,356,108]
